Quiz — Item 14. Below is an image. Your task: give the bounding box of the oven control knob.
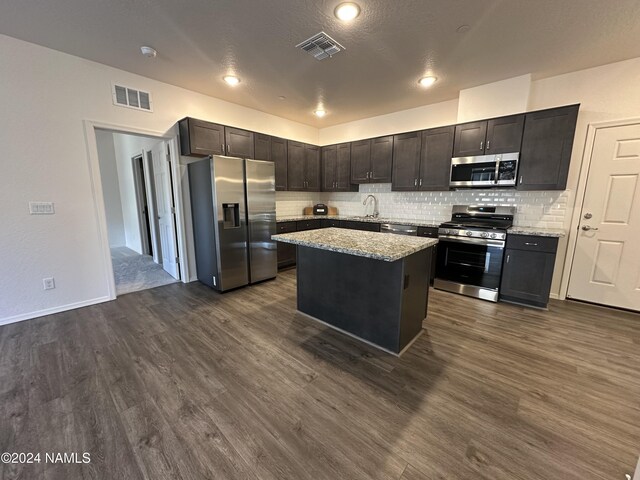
[481,232,489,238]
[466,231,473,237]
[490,233,497,239]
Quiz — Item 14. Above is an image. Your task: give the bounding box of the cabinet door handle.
[524,242,538,246]
[221,144,225,152]
[480,141,484,150]
[419,178,422,186]
[519,175,523,184]
[486,140,490,150]
[414,178,417,186]
[506,254,510,264]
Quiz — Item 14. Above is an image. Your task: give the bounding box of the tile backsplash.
[277,184,569,229]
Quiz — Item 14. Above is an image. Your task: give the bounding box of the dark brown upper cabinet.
[453,114,525,157]
[392,131,422,191]
[254,133,271,160]
[178,117,225,157]
[517,104,579,191]
[350,140,372,184]
[179,118,255,159]
[419,126,455,191]
[350,136,393,184]
[305,145,321,191]
[485,115,525,154]
[225,127,254,158]
[453,121,487,157]
[322,143,356,192]
[287,141,320,191]
[271,137,288,191]
[287,141,306,191]
[322,145,337,191]
[370,136,393,182]
[255,134,288,190]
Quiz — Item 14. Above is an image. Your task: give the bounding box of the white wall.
[95,130,125,247]
[318,99,459,145]
[0,33,318,324]
[111,132,162,254]
[457,74,531,123]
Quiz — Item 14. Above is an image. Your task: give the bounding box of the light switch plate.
[29,202,55,215]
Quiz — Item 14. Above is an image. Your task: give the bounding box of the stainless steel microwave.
[450,152,519,188]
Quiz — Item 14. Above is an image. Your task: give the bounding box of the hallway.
[111,247,177,295]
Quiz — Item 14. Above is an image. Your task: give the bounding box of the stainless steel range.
[434,205,515,302]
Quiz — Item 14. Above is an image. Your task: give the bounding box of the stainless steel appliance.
[188,155,277,292]
[450,153,519,188]
[434,205,515,302]
[380,224,418,236]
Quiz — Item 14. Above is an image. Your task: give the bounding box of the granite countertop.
[507,226,566,238]
[276,215,441,228]
[272,227,438,262]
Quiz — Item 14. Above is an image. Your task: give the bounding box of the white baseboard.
[0,296,113,326]
[549,292,560,300]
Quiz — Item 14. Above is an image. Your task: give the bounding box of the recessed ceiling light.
[334,2,361,21]
[223,75,241,86]
[418,76,438,88]
[314,109,327,118]
[140,46,157,58]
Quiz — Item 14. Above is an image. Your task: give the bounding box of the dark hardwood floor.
[1,269,639,479]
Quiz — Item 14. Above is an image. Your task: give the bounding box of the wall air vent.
[111,84,153,112]
[296,31,345,61]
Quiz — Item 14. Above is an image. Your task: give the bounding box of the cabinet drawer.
[276,221,296,234]
[296,219,322,231]
[322,219,343,228]
[342,221,380,232]
[506,235,558,253]
[417,226,439,238]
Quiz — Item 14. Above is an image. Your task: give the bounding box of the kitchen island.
[272,228,438,355]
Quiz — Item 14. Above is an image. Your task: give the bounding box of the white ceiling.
[1,0,640,127]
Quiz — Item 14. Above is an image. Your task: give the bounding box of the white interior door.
[568,123,640,311]
[151,141,179,280]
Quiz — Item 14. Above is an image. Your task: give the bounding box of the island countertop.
[272,227,438,262]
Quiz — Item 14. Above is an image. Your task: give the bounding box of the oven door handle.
[438,235,505,248]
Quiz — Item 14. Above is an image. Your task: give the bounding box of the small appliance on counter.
[313,203,328,215]
[302,205,338,216]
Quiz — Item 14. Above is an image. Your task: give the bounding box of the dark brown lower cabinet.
[322,219,343,228]
[500,235,559,308]
[417,226,438,284]
[276,221,297,269]
[342,221,381,232]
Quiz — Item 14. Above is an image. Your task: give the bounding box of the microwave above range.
[450,152,519,188]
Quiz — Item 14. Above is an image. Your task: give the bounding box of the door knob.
[582,225,599,231]
[583,212,592,219]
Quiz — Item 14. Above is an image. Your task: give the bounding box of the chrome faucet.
[362,194,379,218]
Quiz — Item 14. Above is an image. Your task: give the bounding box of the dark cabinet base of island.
[296,245,432,356]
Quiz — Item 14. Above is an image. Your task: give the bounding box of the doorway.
[94,129,181,296]
[567,121,640,311]
[132,153,154,257]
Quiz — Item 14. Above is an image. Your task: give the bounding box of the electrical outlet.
[43,277,55,290]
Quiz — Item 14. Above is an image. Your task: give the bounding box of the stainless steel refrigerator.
[188,155,277,291]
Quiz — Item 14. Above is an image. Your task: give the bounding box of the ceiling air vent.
[112,84,153,112]
[296,31,345,61]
